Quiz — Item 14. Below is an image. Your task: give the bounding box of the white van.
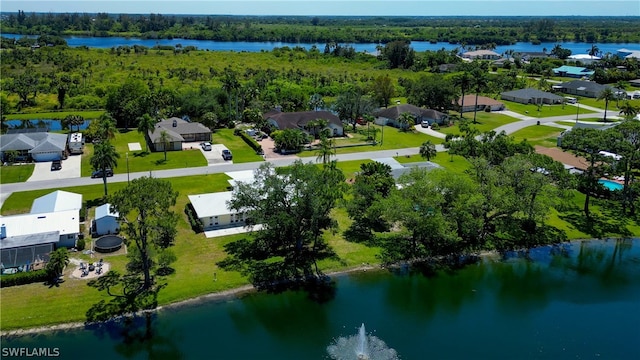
[564,97,577,104]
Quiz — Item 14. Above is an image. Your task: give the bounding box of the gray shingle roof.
[0,132,66,153]
[374,104,446,120]
[560,80,607,93]
[149,117,211,142]
[265,110,341,130]
[501,88,564,101]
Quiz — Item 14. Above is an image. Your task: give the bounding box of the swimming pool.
[599,179,624,191]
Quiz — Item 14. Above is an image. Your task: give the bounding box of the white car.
[201,142,212,151]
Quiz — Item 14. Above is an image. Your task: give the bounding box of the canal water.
[2,239,639,359]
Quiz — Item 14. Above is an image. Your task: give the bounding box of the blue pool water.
[599,179,624,191]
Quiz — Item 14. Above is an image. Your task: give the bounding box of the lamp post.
[126,152,130,184]
[576,100,580,124]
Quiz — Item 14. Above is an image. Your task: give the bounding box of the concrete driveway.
[184,142,233,166]
[27,155,81,182]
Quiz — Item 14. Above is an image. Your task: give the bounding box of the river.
[2,239,639,359]
[3,33,639,55]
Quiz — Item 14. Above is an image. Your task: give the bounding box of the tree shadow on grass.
[133,151,150,158]
[559,210,633,238]
[154,159,167,165]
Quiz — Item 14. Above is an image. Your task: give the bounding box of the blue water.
[5,119,92,131]
[2,33,638,54]
[2,239,639,359]
[599,179,624,191]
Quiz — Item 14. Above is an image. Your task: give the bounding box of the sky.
[1,0,639,17]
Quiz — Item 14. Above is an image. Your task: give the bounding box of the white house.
[94,203,120,236]
[188,192,248,230]
[31,190,82,214]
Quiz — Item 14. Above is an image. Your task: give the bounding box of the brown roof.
[534,146,589,170]
[265,110,341,130]
[457,95,504,107]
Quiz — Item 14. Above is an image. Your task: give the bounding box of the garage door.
[32,152,62,162]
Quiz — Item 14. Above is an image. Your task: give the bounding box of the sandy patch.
[127,142,142,151]
[69,262,111,280]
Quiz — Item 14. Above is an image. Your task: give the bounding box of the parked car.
[91,168,114,178]
[221,149,233,160]
[421,120,430,128]
[200,142,212,151]
[51,160,62,171]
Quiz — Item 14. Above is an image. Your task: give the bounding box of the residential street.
[0,104,619,209]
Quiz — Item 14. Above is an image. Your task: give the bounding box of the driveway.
[183,141,233,166]
[260,137,299,160]
[27,155,81,182]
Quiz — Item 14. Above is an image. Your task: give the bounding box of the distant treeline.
[2,12,640,45]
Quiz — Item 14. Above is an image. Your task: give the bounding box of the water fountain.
[327,323,399,360]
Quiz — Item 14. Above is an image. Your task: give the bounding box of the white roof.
[30,190,83,214]
[188,192,237,218]
[568,54,601,60]
[599,151,622,160]
[225,170,256,188]
[95,203,119,219]
[0,209,80,237]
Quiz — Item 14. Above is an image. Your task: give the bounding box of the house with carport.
[148,117,212,152]
[264,109,343,137]
[500,88,564,105]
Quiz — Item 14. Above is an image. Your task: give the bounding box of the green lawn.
[556,120,613,127]
[0,164,35,184]
[328,124,444,155]
[4,110,106,120]
[502,100,596,117]
[510,125,563,147]
[439,113,520,135]
[213,129,265,163]
[395,152,471,174]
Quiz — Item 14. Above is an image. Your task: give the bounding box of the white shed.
[94,203,120,236]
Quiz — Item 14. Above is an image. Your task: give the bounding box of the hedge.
[1,269,49,288]
[185,203,204,233]
[238,131,264,155]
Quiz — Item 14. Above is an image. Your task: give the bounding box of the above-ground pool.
[599,179,624,191]
[94,235,124,253]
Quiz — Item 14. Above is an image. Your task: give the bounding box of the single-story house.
[461,50,500,60]
[374,104,449,127]
[552,65,595,78]
[93,203,120,236]
[534,146,590,171]
[456,95,505,113]
[556,122,618,147]
[616,48,640,60]
[0,209,81,249]
[558,80,621,99]
[567,54,601,65]
[629,79,640,88]
[0,131,67,162]
[264,110,344,137]
[514,52,549,61]
[500,88,564,105]
[188,192,248,231]
[149,117,212,152]
[31,190,82,214]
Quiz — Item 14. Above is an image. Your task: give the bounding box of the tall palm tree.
[221,67,240,121]
[597,87,616,122]
[157,130,171,161]
[91,140,120,197]
[472,69,488,124]
[615,80,628,107]
[453,71,473,118]
[315,135,335,166]
[419,140,437,161]
[363,114,375,141]
[63,114,85,133]
[398,112,415,131]
[97,113,117,141]
[137,113,156,152]
[587,44,600,59]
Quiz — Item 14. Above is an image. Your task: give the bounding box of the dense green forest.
[2,12,640,44]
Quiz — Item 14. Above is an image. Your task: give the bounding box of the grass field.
[0,164,35,184]
[502,101,596,117]
[4,110,106,120]
[213,129,265,163]
[510,125,563,147]
[395,152,471,174]
[439,113,520,135]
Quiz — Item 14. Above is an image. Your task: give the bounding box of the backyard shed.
[93,203,120,236]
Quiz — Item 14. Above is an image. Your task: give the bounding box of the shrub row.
[237,131,264,155]
[1,269,49,288]
[185,203,204,233]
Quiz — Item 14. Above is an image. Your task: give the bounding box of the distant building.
[567,54,601,65]
[456,95,505,113]
[461,50,500,60]
[264,109,344,137]
[552,65,595,79]
[559,80,622,99]
[500,88,564,104]
[616,48,640,60]
[374,104,449,128]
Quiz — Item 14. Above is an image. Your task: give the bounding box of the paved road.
[0,104,616,208]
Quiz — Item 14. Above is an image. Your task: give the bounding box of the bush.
[238,130,264,155]
[185,203,204,233]
[0,269,48,288]
[76,238,86,251]
[431,123,440,130]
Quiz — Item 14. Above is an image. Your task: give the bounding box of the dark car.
[91,168,114,178]
[51,160,62,171]
[221,149,233,160]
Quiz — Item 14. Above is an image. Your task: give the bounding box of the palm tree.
[587,44,600,59]
[472,69,489,124]
[45,248,69,284]
[363,114,375,141]
[91,140,120,197]
[315,135,335,165]
[137,113,156,152]
[419,140,437,161]
[615,80,628,107]
[221,67,240,121]
[96,113,117,141]
[305,118,329,139]
[398,112,415,131]
[63,114,85,133]
[157,130,171,161]
[453,71,473,118]
[597,87,616,122]
[308,93,325,111]
[619,101,639,121]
